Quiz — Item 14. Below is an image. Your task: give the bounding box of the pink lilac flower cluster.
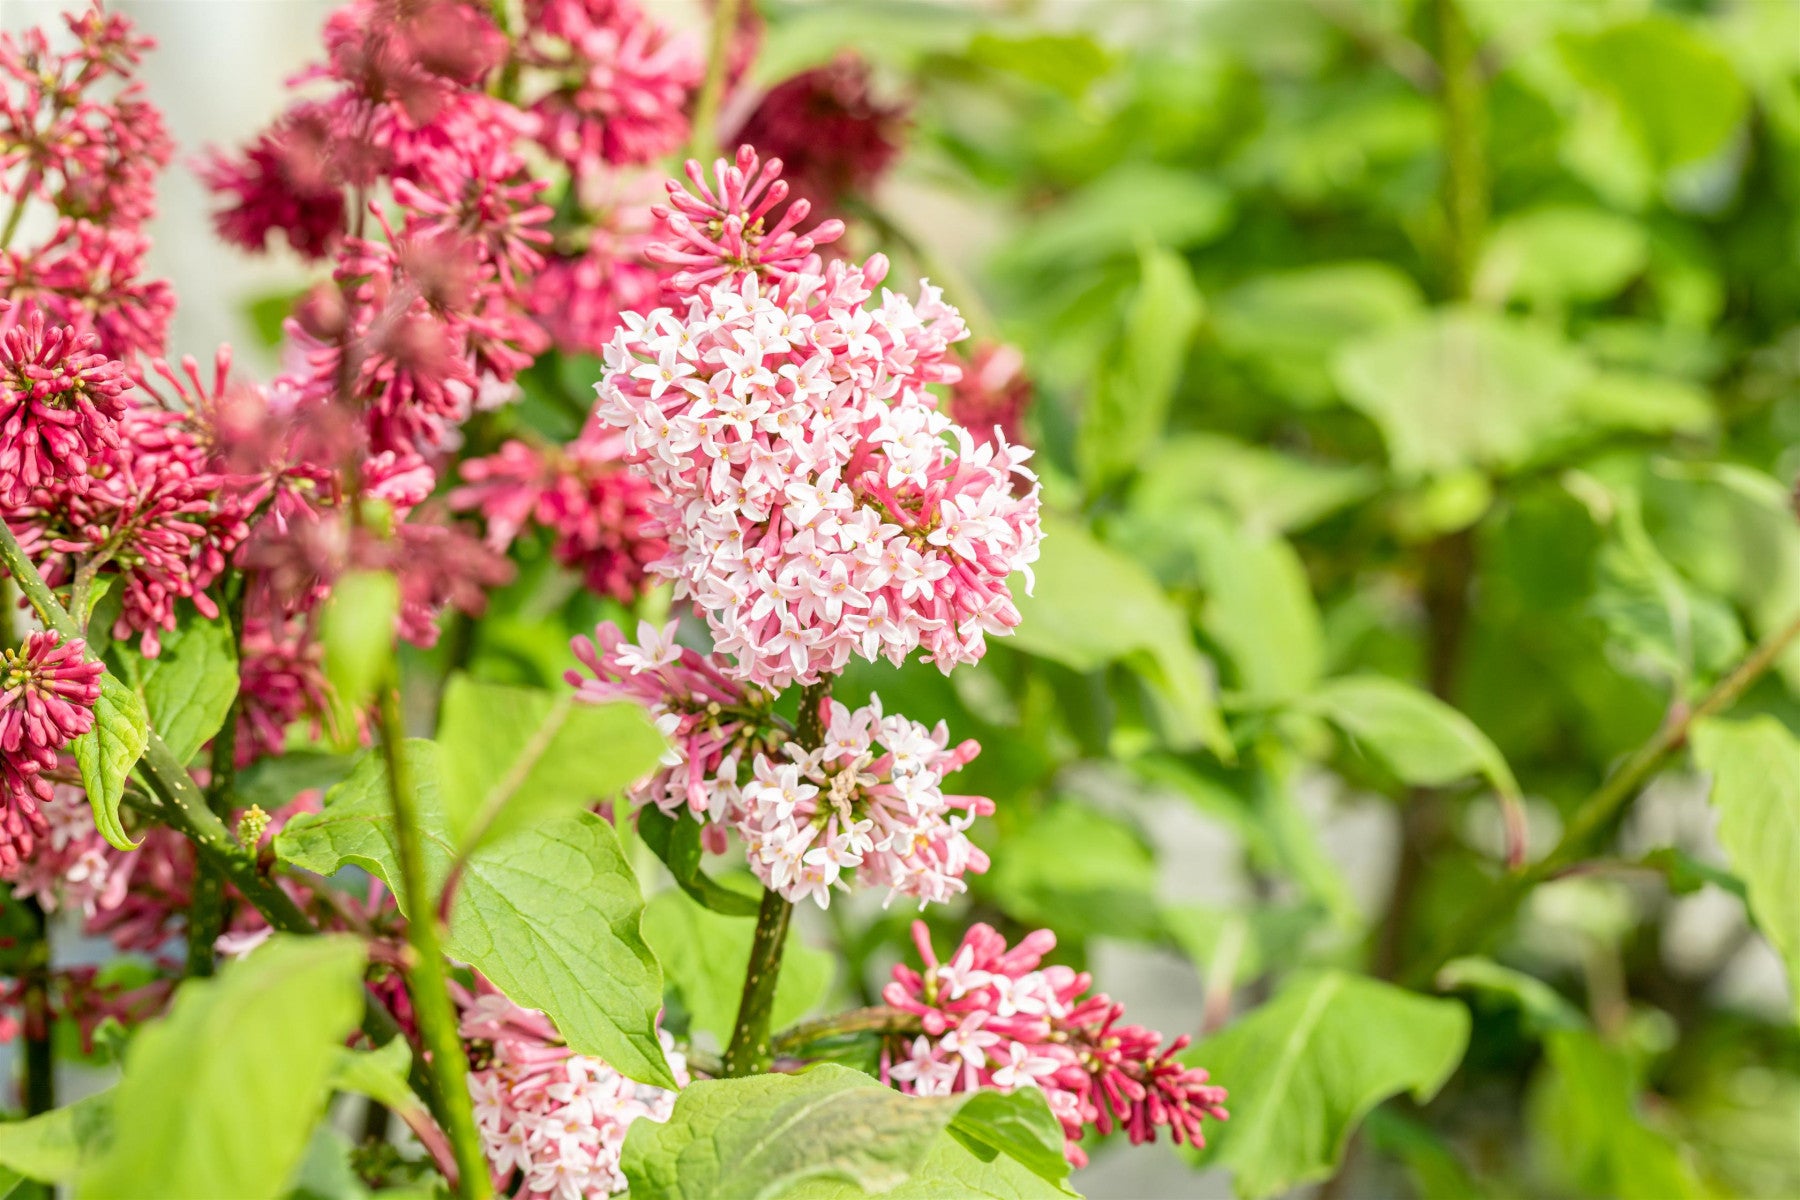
[453,427,666,604]
[0,4,174,363]
[883,922,1229,1167]
[0,632,100,870]
[460,980,687,1199]
[592,245,1041,690]
[730,694,990,908]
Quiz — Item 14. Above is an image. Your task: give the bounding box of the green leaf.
[1303,676,1518,798]
[1562,16,1749,171]
[641,886,832,1045]
[619,1064,1073,1198]
[1081,245,1203,490]
[1476,205,1649,306]
[0,1091,113,1183]
[1636,846,1745,902]
[1163,902,1326,987]
[1361,1110,1482,1200]
[70,673,147,852]
[80,935,367,1200]
[637,808,761,917]
[1527,1029,1705,1198]
[1333,310,1593,480]
[1211,262,1424,408]
[1691,717,1800,1023]
[1187,512,1324,704]
[275,742,674,1088]
[1187,971,1470,1199]
[320,569,398,714]
[121,614,239,766]
[1129,435,1378,537]
[966,32,1110,100]
[1435,957,1586,1036]
[983,800,1163,942]
[1011,515,1230,756]
[437,674,665,856]
[998,165,1233,275]
[329,1037,422,1117]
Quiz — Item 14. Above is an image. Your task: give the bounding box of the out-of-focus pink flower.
[0,303,128,504]
[521,0,701,174]
[647,145,846,298]
[948,341,1032,452]
[454,427,665,604]
[458,977,687,1198]
[884,922,1229,1167]
[0,220,175,362]
[200,107,347,261]
[730,55,907,218]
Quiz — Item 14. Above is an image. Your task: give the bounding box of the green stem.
[1434,0,1486,301]
[377,681,491,1200]
[0,520,408,1049]
[188,576,248,978]
[772,1005,915,1057]
[1405,608,1800,986]
[723,678,829,1077]
[0,176,35,252]
[20,898,52,1117]
[688,0,743,163]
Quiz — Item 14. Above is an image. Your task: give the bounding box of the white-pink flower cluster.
[726,695,991,909]
[590,256,1041,690]
[3,785,123,917]
[461,984,687,1200]
[567,619,781,830]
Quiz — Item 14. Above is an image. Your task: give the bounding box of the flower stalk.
[722,678,828,1077]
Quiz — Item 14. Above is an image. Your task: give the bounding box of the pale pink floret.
[884,921,1230,1167]
[459,978,687,1198]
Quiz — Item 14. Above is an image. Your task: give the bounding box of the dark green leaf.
[70,673,147,852]
[275,742,674,1088]
[1187,970,1470,1198]
[637,808,761,917]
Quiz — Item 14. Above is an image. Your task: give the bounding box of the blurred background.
[10,0,1800,1196]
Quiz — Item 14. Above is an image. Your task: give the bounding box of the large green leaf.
[79,935,366,1200]
[641,886,832,1044]
[1211,261,1424,408]
[1527,1029,1706,1198]
[998,165,1233,274]
[1561,16,1749,171]
[437,674,664,855]
[1011,515,1229,756]
[1476,205,1648,306]
[69,673,147,852]
[983,799,1162,942]
[0,1091,113,1184]
[1081,245,1203,489]
[1435,957,1585,1036]
[274,742,674,1088]
[1692,717,1800,1022]
[1333,310,1593,479]
[120,614,238,766]
[1187,970,1470,1199]
[619,1064,1073,1198]
[1129,435,1378,537]
[1186,512,1324,704]
[1303,676,1518,798]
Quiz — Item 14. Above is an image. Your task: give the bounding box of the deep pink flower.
[200,107,347,261]
[647,145,846,298]
[0,303,128,504]
[884,922,1229,1166]
[730,55,907,217]
[0,220,175,362]
[0,632,100,872]
[521,0,701,173]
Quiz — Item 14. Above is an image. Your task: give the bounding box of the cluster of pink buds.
[0,632,100,870]
[883,922,1229,1167]
[730,695,991,909]
[453,427,666,604]
[459,979,687,1199]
